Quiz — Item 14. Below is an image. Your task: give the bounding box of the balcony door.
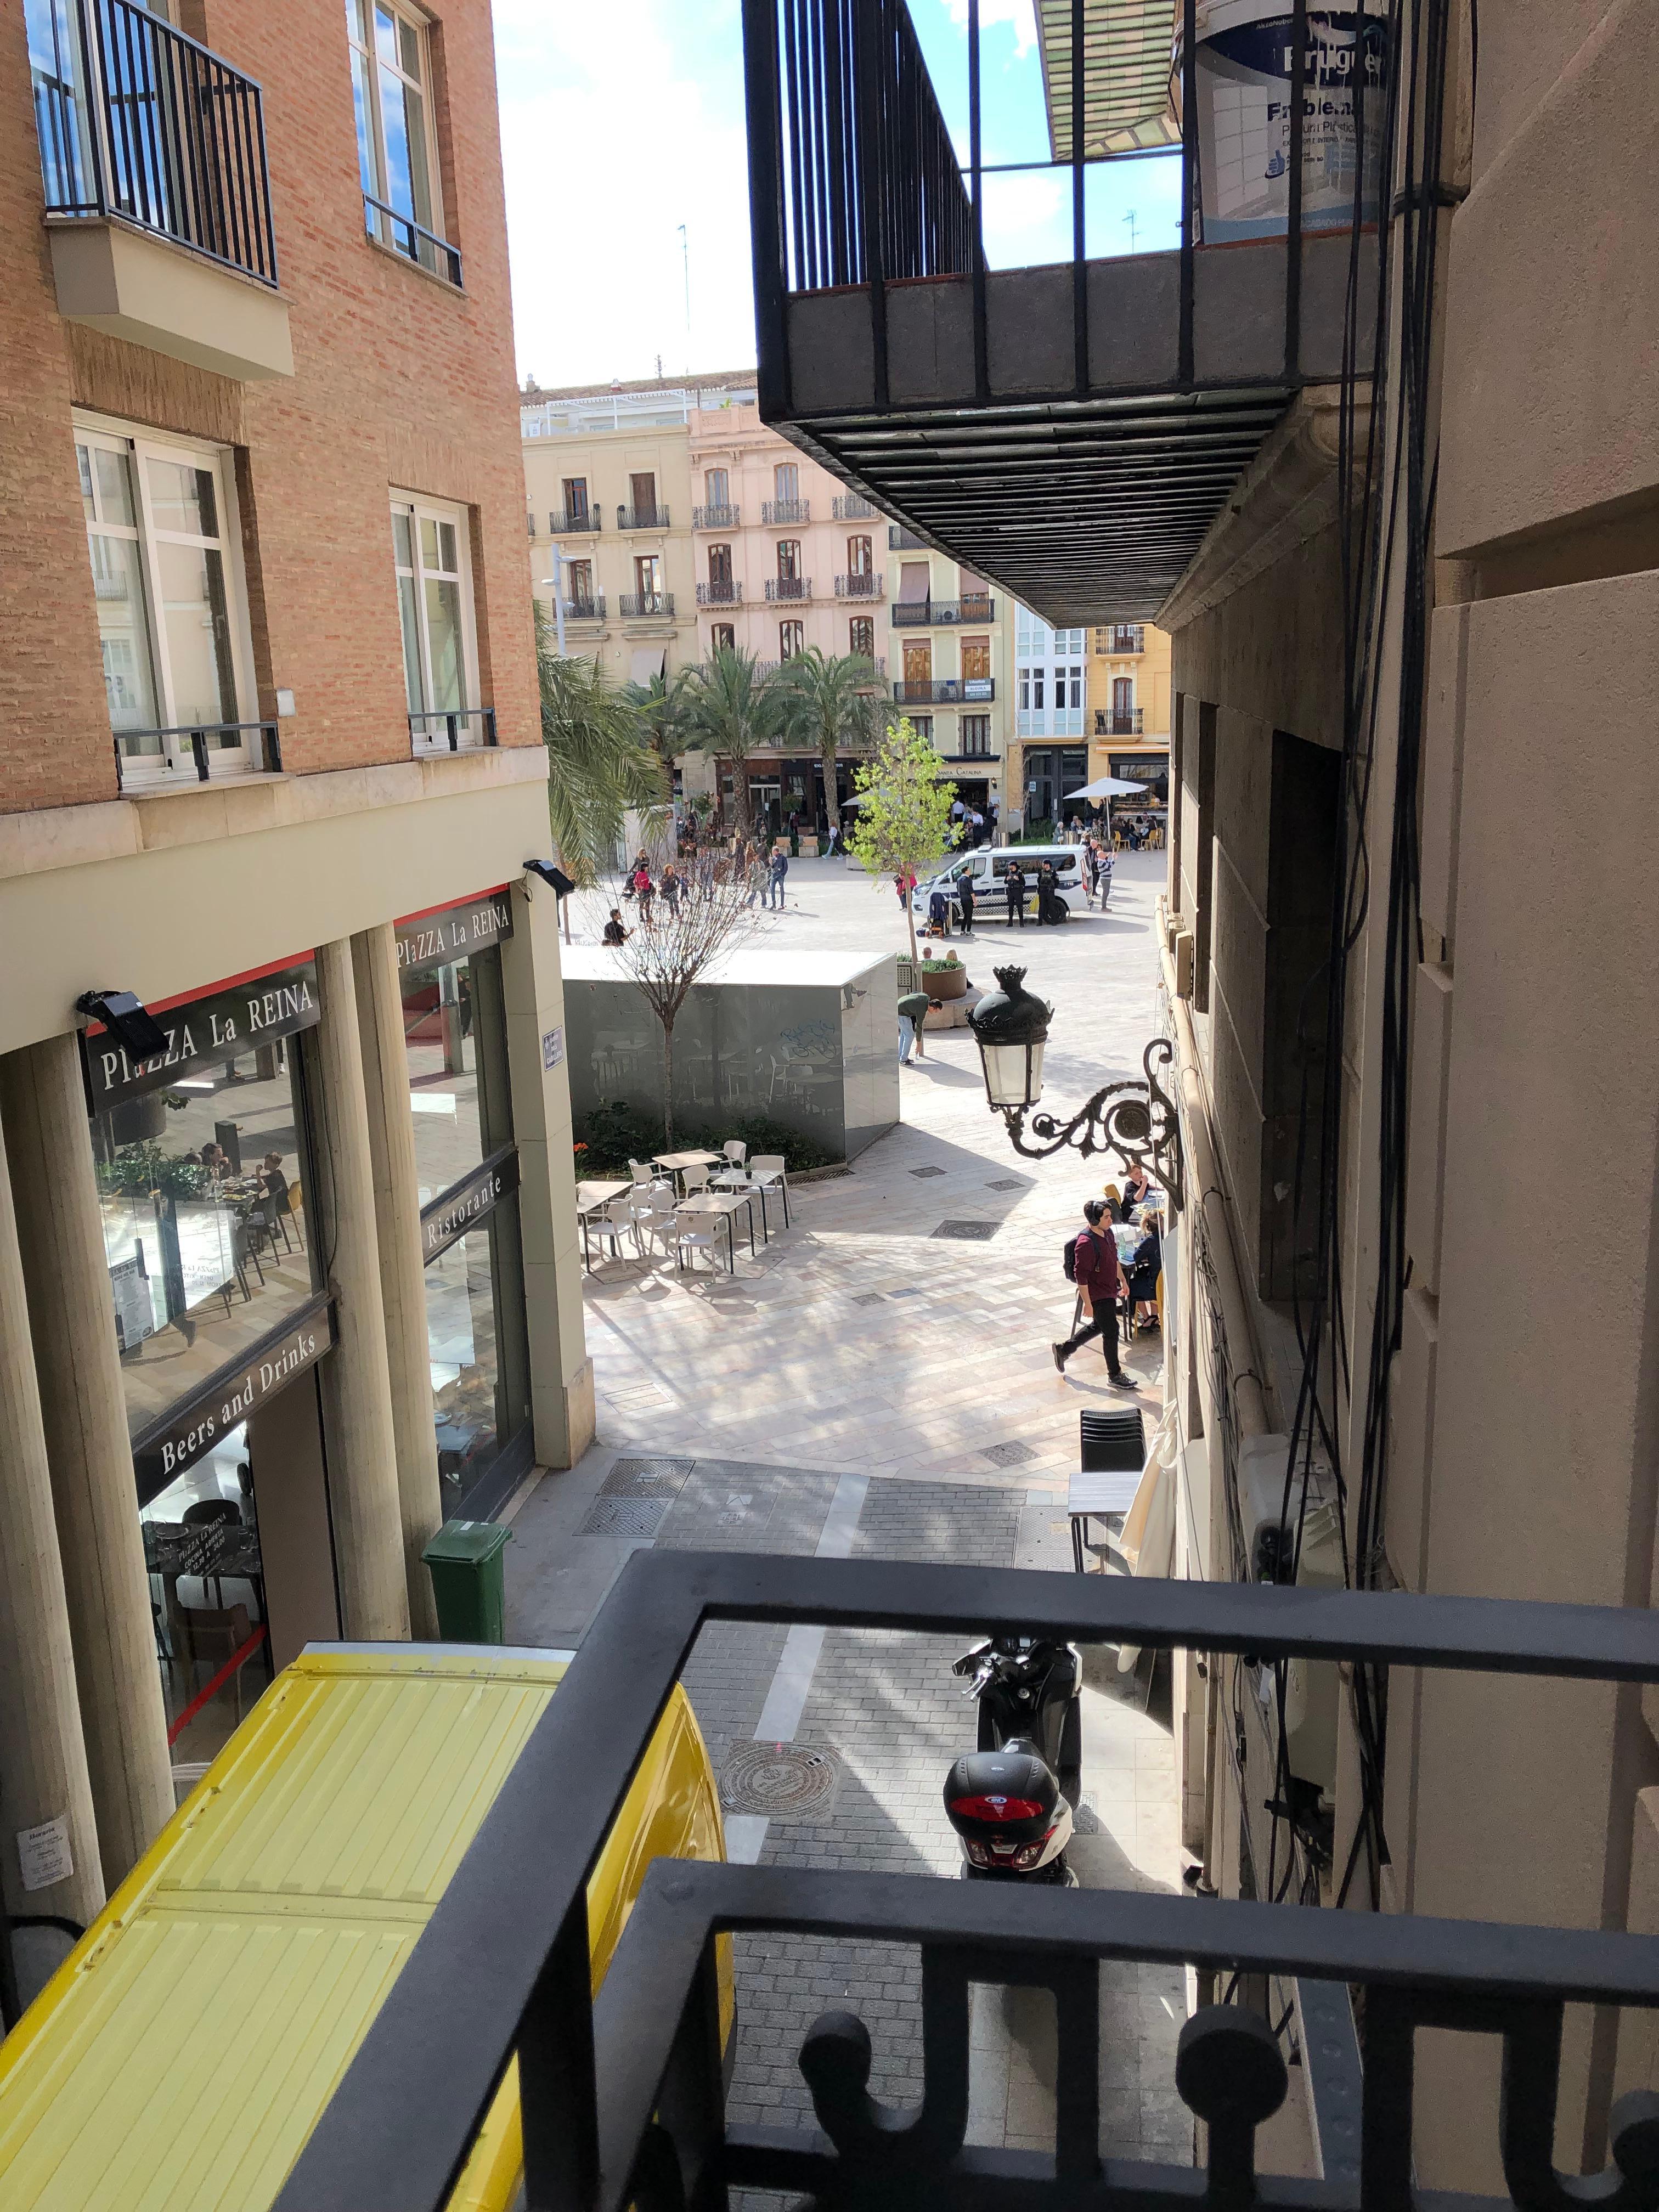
[708,543,733,588]
[704,467,729,509]
[634,554,662,607]
[961,636,990,684]
[847,534,872,578]
[1113,677,1133,716]
[776,539,800,582]
[902,640,932,696]
[630,472,656,521]
[898,561,930,605]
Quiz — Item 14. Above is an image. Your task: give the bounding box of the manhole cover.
[601,1457,693,1499]
[853,1292,887,1307]
[578,1495,673,1538]
[720,1741,840,1821]
[909,1165,945,1178]
[933,1220,999,1241]
[983,1441,1036,1468]
[987,1178,1028,1192]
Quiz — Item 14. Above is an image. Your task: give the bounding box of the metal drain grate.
[720,1740,840,1822]
[888,1285,923,1297]
[987,1177,1028,1192]
[933,1220,999,1241]
[601,1457,693,1500]
[853,1292,887,1306]
[578,1494,674,1538]
[982,1440,1036,1468]
[909,1165,946,1178]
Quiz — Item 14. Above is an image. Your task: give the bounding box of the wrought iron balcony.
[616,505,670,531]
[765,575,812,601]
[31,0,279,284]
[563,595,605,622]
[833,494,874,520]
[617,591,675,619]
[763,498,811,524]
[891,596,995,627]
[893,678,994,706]
[693,504,740,529]
[1098,625,1145,655]
[741,0,1376,622]
[696,580,743,606]
[409,706,496,754]
[364,191,462,287]
[270,1546,1659,2212]
[834,573,884,599]
[550,508,601,534]
[889,526,929,550]
[1094,708,1143,735]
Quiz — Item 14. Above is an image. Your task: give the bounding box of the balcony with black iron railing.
[563,595,605,622]
[550,509,602,535]
[363,193,462,287]
[889,526,929,550]
[696,580,743,606]
[1094,708,1143,736]
[765,575,812,602]
[409,707,496,755]
[616,505,670,532]
[891,596,995,628]
[833,494,875,520]
[762,499,811,524]
[617,591,675,619]
[114,720,281,788]
[693,504,741,529]
[272,1544,1659,2212]
[892,678,993,707]
[834,573,884,600]
[1098,625,1146,655]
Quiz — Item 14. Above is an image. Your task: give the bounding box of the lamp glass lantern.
[967,967,1052,1113]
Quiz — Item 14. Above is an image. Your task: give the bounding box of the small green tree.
[845,716,958,963]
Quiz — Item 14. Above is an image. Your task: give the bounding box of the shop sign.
[85,960,321,1114]
[132,1294,334,1502]
[420,1144,520,1263]
[963,678,994,701]
[396,889,514,976]
[541,1025,565,1071]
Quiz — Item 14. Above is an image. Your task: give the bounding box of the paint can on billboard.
[1172,3,1391,244]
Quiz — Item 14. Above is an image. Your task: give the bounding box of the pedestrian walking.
[768,847,789,909]
[660,863,682,917]
[898,989,932,1063]
[1004,860,1027,927]
[957,869,975,934]
[1053,1198,1136,1388]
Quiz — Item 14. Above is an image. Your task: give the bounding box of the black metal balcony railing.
[363,191,462,287]
[1099,625,1146,654]
[762,498,811,524]
[563,595,604,622]
[114,719,281,786]
[765,575,811,601]
[33,0,279,286]
[617,592,674,619]
[692,504,740,529]
[834,573,883,599]
[893,678,994,707]
[889,526,929,549]
[550,509,601,535]
[891,596,995,627]
[833,494,874,520]
[270,1546,1659,2212]
[409,707,496,754]
[1095,708,1143,736]
[616,506,670,532]
[696,580,742,606]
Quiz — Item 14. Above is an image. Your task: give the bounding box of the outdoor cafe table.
[575,1177,629,1272]
[676,1189,760,1272]
[652,1149,723,1193]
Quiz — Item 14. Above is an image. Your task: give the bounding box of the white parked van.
[912,844,1091,926]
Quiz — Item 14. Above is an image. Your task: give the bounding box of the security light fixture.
[75,990,168,1061]
[523,859,578,899]
[967,966,1184,1207]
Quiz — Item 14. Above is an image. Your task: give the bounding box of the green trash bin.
[421,1520,512,1643]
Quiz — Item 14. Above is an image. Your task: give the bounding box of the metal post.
[1285,0,1308,381]
[856,0,889,408]
[1071,0,1088,394]
[969,0,988,401]
[1179,0,1197,386]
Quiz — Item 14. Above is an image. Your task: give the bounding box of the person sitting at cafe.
[199,1142,230,1180]
[257,1152,291,1212]
[602,909,631,946]
[1119,1162,1154,1218]
[1126,1214,1163,1330]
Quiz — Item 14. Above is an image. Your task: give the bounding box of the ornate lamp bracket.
[999,1036,1185,1211]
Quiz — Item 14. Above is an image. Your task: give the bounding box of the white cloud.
[939,0,1037,57]
[493,1,757,388]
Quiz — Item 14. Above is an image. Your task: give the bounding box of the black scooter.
[942,1635,1082,1883]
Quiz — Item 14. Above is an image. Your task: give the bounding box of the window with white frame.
[75,418,258,788]
[347,0,454,277]
[391,493,482,749]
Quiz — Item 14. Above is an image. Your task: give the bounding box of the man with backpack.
[1053,1197,1136,1387]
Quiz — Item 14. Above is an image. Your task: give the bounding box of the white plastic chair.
[635,1195,678,1259]
[674,1209,725,1274]
[723,1140,747,1167]
[681,1163,711,1194]
[748,1154,790,1228]
[590,1199,641,1267]
[629,1157,672,1193]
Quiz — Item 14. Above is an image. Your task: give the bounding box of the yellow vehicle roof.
[0,1645,727,2212]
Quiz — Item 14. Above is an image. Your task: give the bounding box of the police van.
[912,842,1094,925]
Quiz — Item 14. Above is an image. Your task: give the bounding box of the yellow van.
[0,1643,731,2211]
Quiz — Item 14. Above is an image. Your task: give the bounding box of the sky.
[495,0,1181,391]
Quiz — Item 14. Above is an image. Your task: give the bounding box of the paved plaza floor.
[505,850,1189,2180]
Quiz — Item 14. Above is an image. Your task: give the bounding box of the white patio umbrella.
[1071,773,1148,800]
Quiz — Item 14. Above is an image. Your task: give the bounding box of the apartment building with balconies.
[1088,620,1172,826]
[886,529,1011,823]
[0,0,591,1968]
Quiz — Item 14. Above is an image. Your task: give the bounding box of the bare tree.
[605,856,761,1147]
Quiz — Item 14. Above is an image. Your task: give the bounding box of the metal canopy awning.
[788,384,1292,626]
[1035,0,1180,156]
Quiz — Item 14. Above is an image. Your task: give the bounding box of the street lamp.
[967,966,1184,1208]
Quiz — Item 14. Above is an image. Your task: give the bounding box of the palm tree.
[535,606,667,925]
[675,645,781,838]
[772,647,891,837]
[622,665,682,776]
